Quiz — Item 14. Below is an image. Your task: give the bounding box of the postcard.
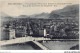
[0,0,79,51]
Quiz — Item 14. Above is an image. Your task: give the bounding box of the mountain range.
[1,4,79,21]
[30,12,49,19]
[49,4,79,20]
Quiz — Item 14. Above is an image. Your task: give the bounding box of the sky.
[0,0,79,16]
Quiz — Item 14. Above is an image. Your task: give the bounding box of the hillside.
[30,12,49,19]
[49,4,79,20]
[1,12,13,22]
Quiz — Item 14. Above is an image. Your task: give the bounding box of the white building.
[9,29,16,39]
[44,29,47,37]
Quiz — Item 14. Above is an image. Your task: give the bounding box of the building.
[39,29,47,37]
[9,29,16,39]
[15,26,27,37]
[1,28,16,40]
[44,29,47,37]
[1,29,9,40]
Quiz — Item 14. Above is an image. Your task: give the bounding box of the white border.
[0,50,80,53]
[0,0,80,53]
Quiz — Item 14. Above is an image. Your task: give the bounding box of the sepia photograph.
[0,0,79,50]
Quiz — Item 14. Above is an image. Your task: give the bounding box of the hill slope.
[49,4,79,20]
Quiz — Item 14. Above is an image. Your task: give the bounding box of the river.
[0,40,79,50]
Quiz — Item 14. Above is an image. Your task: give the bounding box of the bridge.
[0,36,51,50]
[32,41,49,50]
[0,37,51,45]
[0,36,79,50]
